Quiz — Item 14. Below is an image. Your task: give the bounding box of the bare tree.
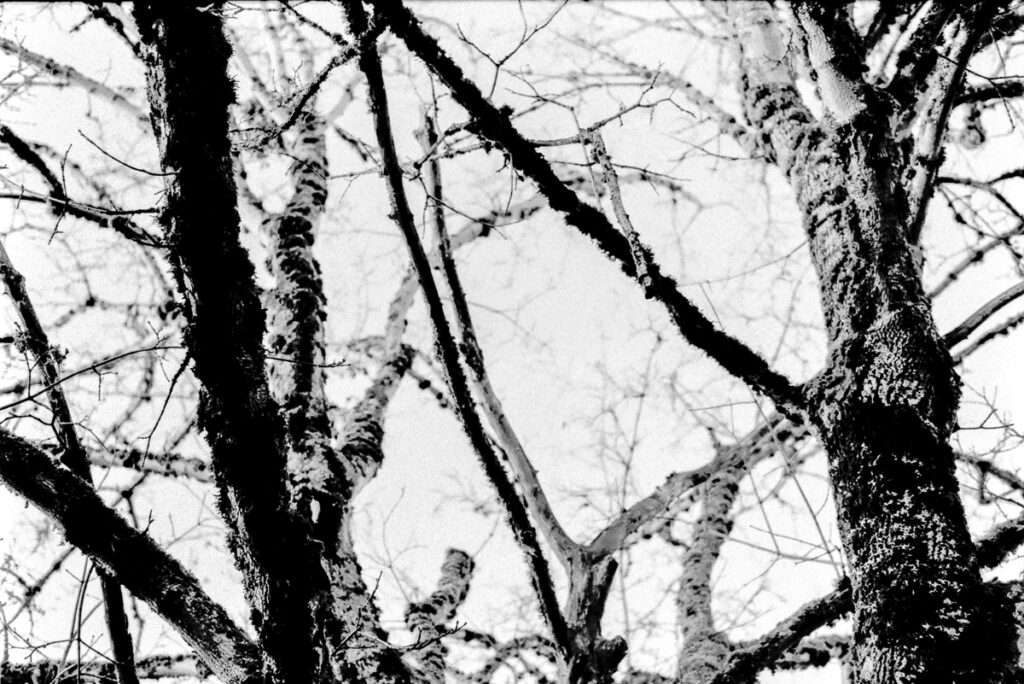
[0,2,1023,684]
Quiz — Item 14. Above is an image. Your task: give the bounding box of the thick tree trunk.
[801,133,999,680]
[732,3,1020,681]
[134,5,331,682]
[261,102,411,684]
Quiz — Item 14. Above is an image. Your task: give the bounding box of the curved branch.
[404,549,475,684]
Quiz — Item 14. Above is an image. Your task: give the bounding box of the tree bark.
[0,429,261,684]
[733,3,1020,681]
[134,4,331,681]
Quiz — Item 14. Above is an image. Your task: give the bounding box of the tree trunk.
[134,5,330,681]
[732,3,1021,680]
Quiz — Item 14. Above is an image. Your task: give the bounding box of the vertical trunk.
[800,122,973,681]
[561,556,626,684]
[788,65,1013,684]
[676,459,743,684]
[255,52,413,684]
[732,3,1020,680]
[135,5,329,681]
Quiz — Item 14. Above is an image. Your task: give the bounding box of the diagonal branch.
[976,510,1024,569]
[951,310,1024,363]
[0,240,139,684]
[364,0,807,422]
[708,579,853,684]
[0,36,148,125]
[569,40,755,154]
[421,112,580,568]
[340,193,549,495]
[898,4,1001,242]
[0,428,260,684]
[344,0,570,656]
[0,124,160,245]
[942,280,1024,348]
[587,416,795,556]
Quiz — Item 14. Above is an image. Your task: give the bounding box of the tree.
[0,2,1023,683]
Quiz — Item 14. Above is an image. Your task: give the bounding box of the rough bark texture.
[734,3,1020,681]
[1,654,209,684]
[561,556,627,684]
[260,99,410,684]
[404,549,475,684]
[677,460,743,684]
[0,429,260,684]
[134,5,330,681]
[6,4,1024,684]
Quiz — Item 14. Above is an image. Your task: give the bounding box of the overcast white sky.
[0,3,1021,683]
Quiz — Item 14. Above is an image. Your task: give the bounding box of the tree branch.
[943,280,1024,347]
[0,124,160,245]
[957,79,1024,106]
[404,549,475,684]
[951,309,1024,363]
[365,0,808,422]
[74,445,213,482]
[677,455,744,684]
[345,0,570,656]
[898,4,999,242]
[0,429,260,684]
[0,239,139,684]
[134,5,331,680]
[1,653,206,684]
[420,112,581,568]
[711,496,1024,683]
[587,416,796,556]
[0,36,147,125]
[708,579,852,684]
